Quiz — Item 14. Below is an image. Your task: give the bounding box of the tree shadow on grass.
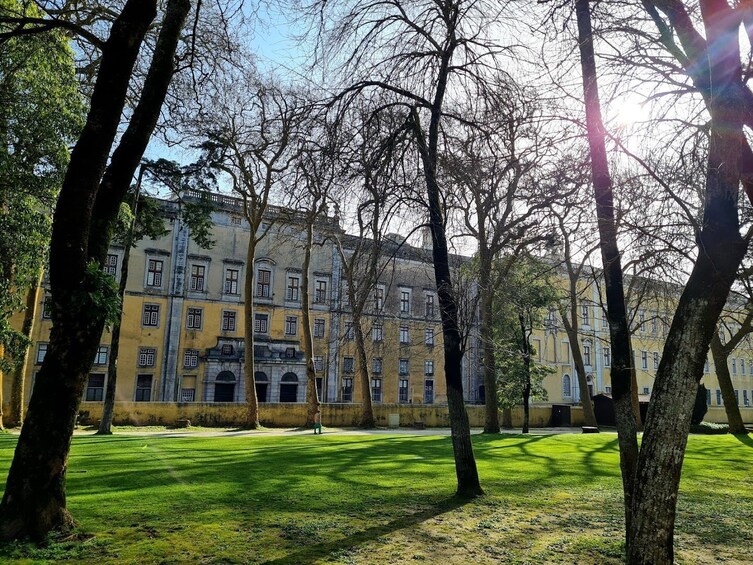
[260,495,468,565]
[732,433,753,448]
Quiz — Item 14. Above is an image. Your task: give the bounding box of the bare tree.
[442,78,556,433]
[308,0,516,496]
[197,71,305,428]
[330,109,410,428]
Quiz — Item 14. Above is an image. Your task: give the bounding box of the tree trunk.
[301,222,320,426]
[0,0,187,540]
[629,361,642,430]
[575,0,639,550]
[561,315,598,428]
[244,239,260,428]
[98,220,137,434]
[412,106,483,498]
[0,343,5,430]
[521,315,531,434]
[478,259,500,433]
[626,9,748,560]
[353,315,375,428]
[10,283,39,426]
[709,333,746,434]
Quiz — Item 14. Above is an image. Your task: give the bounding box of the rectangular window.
[399,358,409,375]
[375,285,385,311]
[641,350,648,370]
[601,308,607,328]
[705,358,710,373]
[221,344,234,355]
[650,315,658,334]
[222,310,236,332]
[314,280,328,303]
[139,347,156,367]
[605,386,612,393]
[400,325,410,344]
[548,309,559,330]
[653,351,659,370]
[372,357,383,374]
[93,346,108,365]
[256,269,271,297]
[732,359,737,374]
[706,388,712,406]
[371,378,382,402]
[399,379,409,403]
[142,304,160,327]
[743,390,749,407]
[424,379,435,404]
[287,275,300,301]
[135,374,152,402]
[190,264,205,291]
[643,386,650,395]
[400,289,411,314]
[344,321,354,340]
[313,318,325,338]
[742,359,746,374]
[146,259,163,287]
[716,389,722,405]
[583,344,591,366]
[36,343,48,364]
[425,294,435,318]
[285,316,298,336]
[603,347,610,367]
[42,296,52,319]
[639,310,646,333]
[342,377,353,402]
[180,388,196,402]
[187,307,203,330]
[425,327,434,346]
[372,322,383,342]
[183,349,199,368]
[103,254,118,277]
[343,356,355,373]
[85,374,105,401]
[224,268,239,295]
[581,302,589,325]
[424,360,434,376]
[314,356,324,372]
[254,313,269,334]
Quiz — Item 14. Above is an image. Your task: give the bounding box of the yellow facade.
[6,191,752,425]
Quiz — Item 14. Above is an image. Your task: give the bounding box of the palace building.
[7,191,753,424]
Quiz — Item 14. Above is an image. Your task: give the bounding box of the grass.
[0,431,751,564]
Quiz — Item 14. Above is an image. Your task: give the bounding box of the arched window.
[279,372,299,403]
[563,374,572,398]
[214,371,236,402]
[255,371,269,403]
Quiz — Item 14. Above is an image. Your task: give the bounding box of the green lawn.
[0,431,751,564]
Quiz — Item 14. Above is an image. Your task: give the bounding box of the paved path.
[69,426,587,438]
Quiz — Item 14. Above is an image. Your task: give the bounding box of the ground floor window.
[399,378,409,403]
[424,379,434,404]
[85,373,105,401]
[371,378,382,403]
[135,374,153,401]
[280,372,298,402]
[342,377,353,402]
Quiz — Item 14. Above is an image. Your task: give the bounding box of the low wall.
[75,401,558,429]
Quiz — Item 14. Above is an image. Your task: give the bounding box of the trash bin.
[388,413,400,428]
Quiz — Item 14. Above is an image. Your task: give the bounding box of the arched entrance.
[279,372,298,402]
[214,370,236,402]
[255,371,269,403]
